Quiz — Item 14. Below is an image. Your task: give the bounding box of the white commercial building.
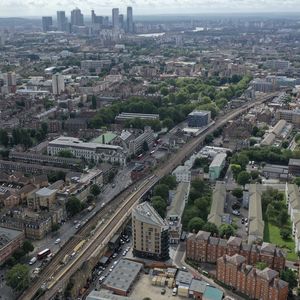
[48,136,127,166]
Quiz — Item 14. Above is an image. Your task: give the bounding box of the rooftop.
[132,202,168,229]
[209,153,227,168]
[36,187,57,197]
[103,259,143,293]
[203,286,223,300]
[0,227,23,248]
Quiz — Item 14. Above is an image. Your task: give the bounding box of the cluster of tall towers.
[42,7,134,33]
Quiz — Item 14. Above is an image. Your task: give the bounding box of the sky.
[0,0,300,17]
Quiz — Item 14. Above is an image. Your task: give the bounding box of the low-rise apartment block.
[217,254,288,300]
[186,231,285,271]
[0,227,25,264]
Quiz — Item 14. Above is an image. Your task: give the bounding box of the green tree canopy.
[66,196,83,216]
[237,171,251,187]
[160,175,177,190]
[151,196,167,218]
[90,184,101,196]
[232,188,243,199]
[203,222,219,236]
[6,264,30,291]
[280,268,298,290]
[231,164,242,180]
[153,184,169,200]
[188,217,205,233]
[22,240,34,254]
[219,224,235,239]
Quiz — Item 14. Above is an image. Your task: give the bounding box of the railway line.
[20,93,277,300]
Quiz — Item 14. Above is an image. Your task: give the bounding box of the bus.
[37,248,51,260]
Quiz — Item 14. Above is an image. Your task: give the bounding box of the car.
[97,270,102,276]
[101,203,105,208]
[172,287,178,296]
[29,257,37,265]
[126,247,130,252]
[75,223,81,229]
[241,220,245,224]
[161,288,166,295]
[112,253,118,259]
[55,238,61,244]
[99,276,105,282]
[232,210,240,216]
[122,251,126,256]
[109,268,113,272]
[112,183,116,188]
[244,218,248,222]
[113,261,118,265]
[120,240,125,245]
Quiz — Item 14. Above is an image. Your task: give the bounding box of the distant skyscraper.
[112,8,119,29]
[71,8,84,26]
[42,16,53,32]
[119,14,124,29]
[91,10,103,25]
[57,11,67,31]
[52,73,65,95]
[127,6,134,33]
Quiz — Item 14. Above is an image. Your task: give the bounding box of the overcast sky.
[0,0,299,17]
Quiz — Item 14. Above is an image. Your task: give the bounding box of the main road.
[20,93,277,300]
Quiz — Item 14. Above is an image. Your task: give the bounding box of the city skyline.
[1,0,300,17]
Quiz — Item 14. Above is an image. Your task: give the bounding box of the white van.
[172,287,177,296]
[29,257,37,265]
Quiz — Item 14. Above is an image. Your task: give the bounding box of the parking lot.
[91,233,132,290]
[133,274,184,300]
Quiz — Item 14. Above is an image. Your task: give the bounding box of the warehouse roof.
[103,259,143,293]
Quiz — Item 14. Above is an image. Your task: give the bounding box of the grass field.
[264,221,297,261]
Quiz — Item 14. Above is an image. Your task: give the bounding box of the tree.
[22,240,34,254]
[231,153,249,169]
[160,175,177,190]
[6,264,30,291]
[237,171,251,187]
[250,170,259,180]
[153,184,169,200]
[203,222,219,236]
[256,262,268,270]
[151,196,167,218]
[204,134,214,144]
[219,224,235,239]
[90,184,101,196]
[280,268,298,290]
[232,188,243,199]
[51,224,60,232]
[66,196,82,216]
[0,129,9,147]
[280,227,291,240]
[188,217,205,233]
[293,177,300,187]
[182,206,200,229]
[142,141,149,153]
[231,164,242,180]
[162,118,174,130]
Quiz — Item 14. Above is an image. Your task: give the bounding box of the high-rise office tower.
[127,6,134,33]
[57,11,67,31]
[42,16,53,32]
[3,72,16,93]
[112,8,119,29]
[119,14,124,29]
[52,73,65,95]
[132,202,169,261]
[91,10,104,25]
[71,8,84,26]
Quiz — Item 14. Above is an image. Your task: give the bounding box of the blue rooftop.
[203,286,223,300]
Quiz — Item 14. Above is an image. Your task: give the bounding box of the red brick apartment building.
[217,254,288,300]
[186,231,285,271]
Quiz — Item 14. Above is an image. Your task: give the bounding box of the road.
[28,167,133,271]
[20,93,277,300]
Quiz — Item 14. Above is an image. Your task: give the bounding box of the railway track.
[20,93,277,300]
